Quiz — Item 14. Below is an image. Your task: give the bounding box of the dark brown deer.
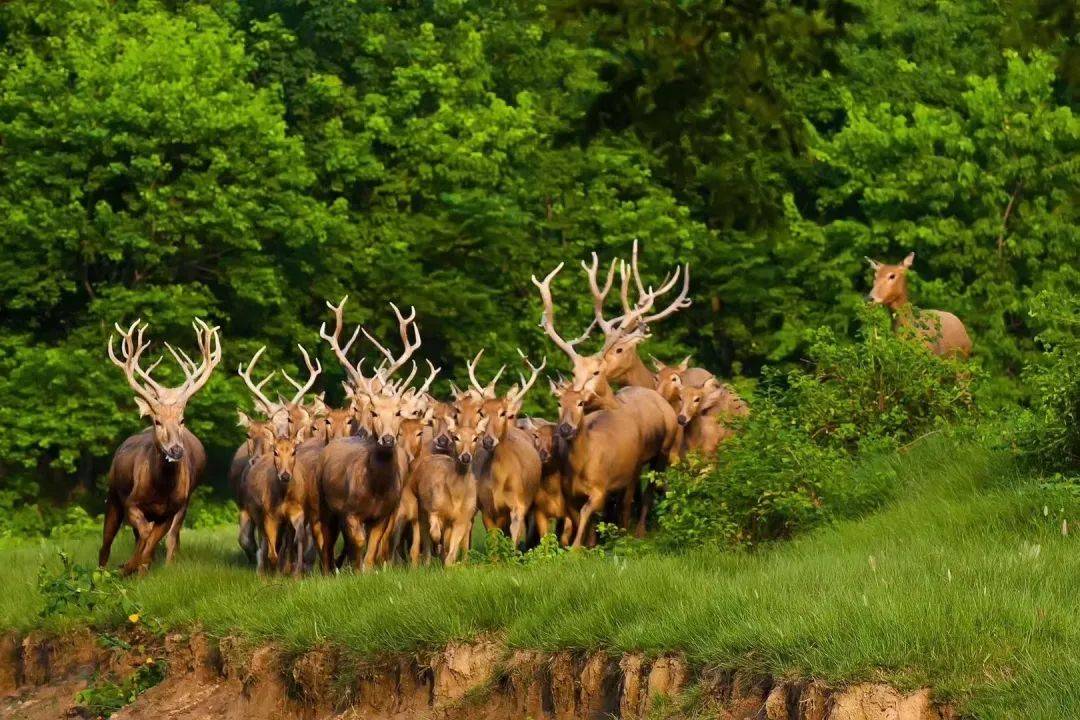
[467,351,545,547]
[100,319,221,575]
[317,302,433,571]
[866,252,972,358]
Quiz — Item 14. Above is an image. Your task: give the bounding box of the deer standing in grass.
[866,252,972,358]
[317,299,434,571]
[100,319,221,575]
[412,413,489,565]
[521,417,570,544]
[233,345,322,562]
[239,427,310,575]
[465,351,546,548]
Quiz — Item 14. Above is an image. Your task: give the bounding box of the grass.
[1,435,1077,719]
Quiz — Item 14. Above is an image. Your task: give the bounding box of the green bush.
[655,308,978,548]
[1017,288,1080,471]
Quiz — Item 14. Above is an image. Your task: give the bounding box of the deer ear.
[649,354,665,372]
[678,355,691,372]
[237,410,251,428]
[902,252,915,268]
[865,256,882,270]
[134,397,153,418]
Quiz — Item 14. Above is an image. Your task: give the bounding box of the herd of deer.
[97,249,969,576]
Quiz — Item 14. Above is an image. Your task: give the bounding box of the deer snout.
[458,451,472,465]
[164,444,184,462]
[676,414,689,426]
[557,423,575,439]
[280,471,292,482]
[538,448,551,462]
[482,436,496,451]
[378,434,396,448]
[434,434,451,449]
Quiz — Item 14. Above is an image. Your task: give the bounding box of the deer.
[317,299,435,571]
[532,258,681,535]
[549,381,644,548]
[675,378,749,457]
[99,318,221,575]
[411,413,490,566]
[465,350,546,548]
[520,417,570,545]
[231,411,276,562]
[232,344,322,561]
[866,252,972,358]
[238,427,311,575]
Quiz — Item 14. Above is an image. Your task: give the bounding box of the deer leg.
[320,517,339,574]
[409,517,423,568]
[535,511,550,542]
[261,516,280,576]
[127,518,169,576]
[165,502,189,565]
[561,503,579,547]
[509,508,527,549]
[308,519,325,573]
[573,491,606,549]
[121,506,155,575]
[238,508,258,563]
[446,521,471,567]
[345,516,367,572]
[636,482,654,539]
[98,493,123,568]
[620,484,635,530]
[291,513,306,578]
[363,518,388,571]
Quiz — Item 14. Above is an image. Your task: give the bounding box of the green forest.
[1,0,1078,531]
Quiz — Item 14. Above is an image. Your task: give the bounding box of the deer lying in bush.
[239,428,310,575]
[467,351,545,547]
[100,319,221,575]
[866,252,972,358]
[317,300,433,571]
[675,379,749,456]
[412,413,489,566]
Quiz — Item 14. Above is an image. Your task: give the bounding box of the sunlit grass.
[1,436,1076,718]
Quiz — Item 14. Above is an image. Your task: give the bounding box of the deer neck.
[586,379,621,412]
[365,444,399,489]
[621,353,656,388]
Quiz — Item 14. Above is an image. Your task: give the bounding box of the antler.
[531,264,596,361]
[175,318,222,400]
[237,346,278,416]
[363,302,421,381]
[280,344,322,405]
[108,319,161,406]
[466,349,505,399]
[415,359,441,397]
[506,350,546,407]
[319,296,368,389]
[621,239,691,330]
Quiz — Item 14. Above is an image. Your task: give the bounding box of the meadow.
[3,434,1076,719]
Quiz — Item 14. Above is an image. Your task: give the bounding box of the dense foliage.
[0,0,1078,529]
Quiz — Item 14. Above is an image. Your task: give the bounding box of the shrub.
[654,306,978,548]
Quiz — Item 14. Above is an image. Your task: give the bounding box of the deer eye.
[615,348,623,354]
[592,370,599,376]
[577,401,585,407]
[888,273,896,279]
[453,434,461,442]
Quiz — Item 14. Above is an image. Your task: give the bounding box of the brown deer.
[550,382,643,548]
[100,319,221,575]
[412,413,489,566]
[317,301,433,571]
[520,417,570,544]
[467,351,545,548]
[231,411,276,562]
[675,378,749,457]
[239,428,309,575]
[866,252,972,358]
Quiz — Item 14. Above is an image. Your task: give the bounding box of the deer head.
[550,379,589,440]
[237,411,275,459]
[467,350,545,450]
[652,355,690,404]
[237,344,322,439]
[444,412,490,466]
[108,319,222,462]
[269,428,304,483]
[521,418,557,464]
[866,252,915,309]
[320,406,354,442]
[533,241,690,394]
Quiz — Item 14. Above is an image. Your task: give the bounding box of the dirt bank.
[0,629,954,719]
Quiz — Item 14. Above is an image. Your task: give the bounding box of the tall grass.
[1,435,1076,718]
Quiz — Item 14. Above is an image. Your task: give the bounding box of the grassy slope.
[1,437,1076,719]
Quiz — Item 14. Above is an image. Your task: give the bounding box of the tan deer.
[239,428,310,575]
[675,378,749,456]
[550,382,644,548]
[866,252,972,358]
[230,411,276,562]
[100,319,221,575]
[412,413,489,566]
[317,302,434,571]
[290,404,355,568]
[466,351,545,547]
